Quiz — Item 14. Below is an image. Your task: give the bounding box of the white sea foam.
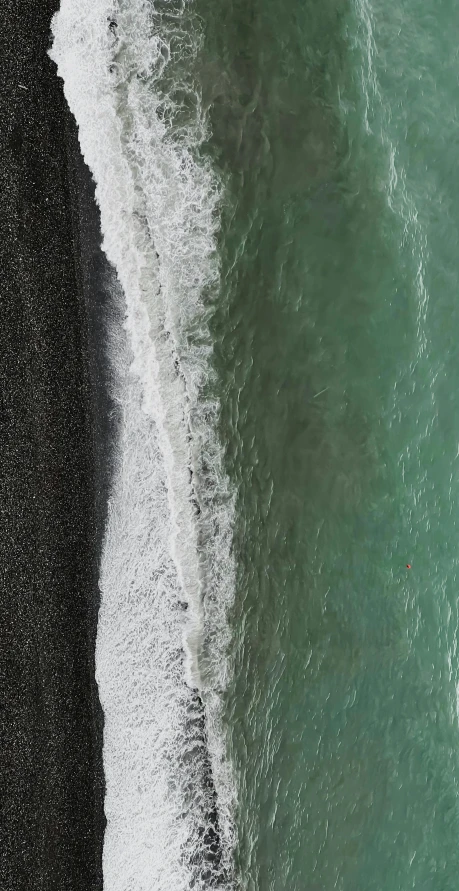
[50,1,236,887]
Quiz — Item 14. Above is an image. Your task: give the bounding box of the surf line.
[49,0,236,886]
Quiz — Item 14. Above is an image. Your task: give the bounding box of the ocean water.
[51,0,459,889]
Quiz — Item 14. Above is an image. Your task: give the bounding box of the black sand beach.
[0,3,115,888]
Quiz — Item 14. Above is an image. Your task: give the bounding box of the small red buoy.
[406,564,411,569]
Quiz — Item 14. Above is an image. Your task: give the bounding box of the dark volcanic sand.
[0,3,117,889]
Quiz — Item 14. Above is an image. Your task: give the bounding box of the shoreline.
[0,3,116,888]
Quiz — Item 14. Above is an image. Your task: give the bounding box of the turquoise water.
[198,0,459,887]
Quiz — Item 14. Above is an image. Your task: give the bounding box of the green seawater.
[198,0,459,887]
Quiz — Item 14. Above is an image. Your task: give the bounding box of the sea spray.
[50,0,236,886]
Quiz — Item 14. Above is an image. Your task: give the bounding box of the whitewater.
[50,1,236,888]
